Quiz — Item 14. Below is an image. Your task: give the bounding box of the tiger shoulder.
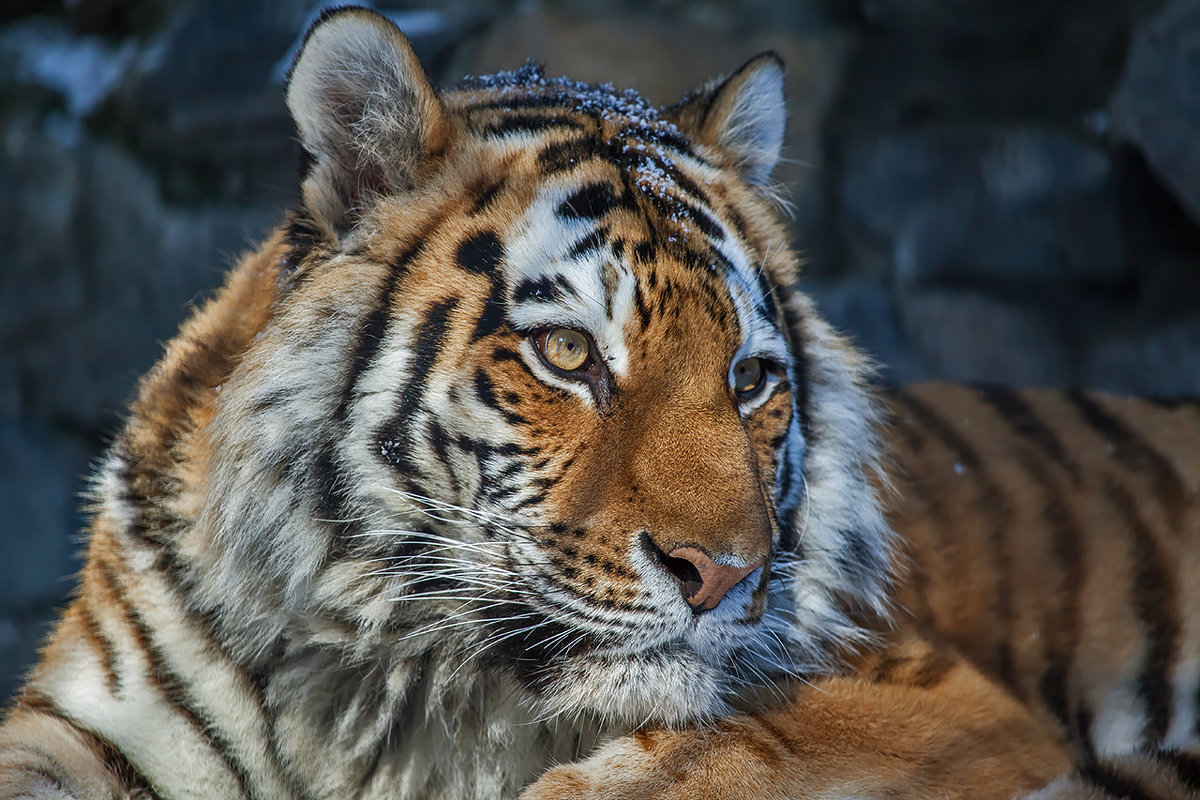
[2,7,1198,800]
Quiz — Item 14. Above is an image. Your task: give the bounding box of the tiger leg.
[519,636,1073,800]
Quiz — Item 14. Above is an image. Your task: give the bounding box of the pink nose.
[665,546,767,611]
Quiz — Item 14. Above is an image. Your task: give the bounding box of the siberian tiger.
[1,6,1196,799]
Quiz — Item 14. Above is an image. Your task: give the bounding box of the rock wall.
[2,0,1197,700]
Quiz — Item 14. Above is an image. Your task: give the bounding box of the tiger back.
[1,7,1198,800]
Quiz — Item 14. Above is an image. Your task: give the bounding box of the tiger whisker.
[379,575,536,599]
[407,609,544,645]
[360,568,518,589]
[379,487,547,543]
[445,618,559,682]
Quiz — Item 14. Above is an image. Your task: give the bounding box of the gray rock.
[0,604,58,706]
[1111,0,1200,229]
[806,279,933,386]
[837,126,1125,288]
[1085,318,1200,397]
[1,111,280,432]
[95,0,300,205]
[896,288,1074,388]
[0,418,88,609]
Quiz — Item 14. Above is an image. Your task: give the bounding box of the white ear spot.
[670,53,787,187]
[285,7,449,232]
[716,57,786,186]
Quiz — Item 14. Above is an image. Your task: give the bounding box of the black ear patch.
[457,232,504,274]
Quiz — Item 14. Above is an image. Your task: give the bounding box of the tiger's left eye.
[732,357,765,397]
[539,328,591,372]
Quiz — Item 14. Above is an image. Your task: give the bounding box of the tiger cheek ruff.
[4,6,1198,800]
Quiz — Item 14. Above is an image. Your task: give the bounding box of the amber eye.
[539,328,591,372]
[732,357,765,397]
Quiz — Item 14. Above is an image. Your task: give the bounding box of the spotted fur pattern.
[1,7,1197,800]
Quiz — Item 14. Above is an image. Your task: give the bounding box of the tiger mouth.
[463,581,786,710]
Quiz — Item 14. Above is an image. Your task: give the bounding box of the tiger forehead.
[448,62,694,151]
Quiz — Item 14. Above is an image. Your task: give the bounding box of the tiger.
[0,6,1196,799]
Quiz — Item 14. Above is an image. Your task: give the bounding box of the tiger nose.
[659,546,767,612]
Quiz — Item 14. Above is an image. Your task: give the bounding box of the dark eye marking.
[513,276,567,304]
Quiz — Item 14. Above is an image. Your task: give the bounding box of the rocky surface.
[3,0,1198,701]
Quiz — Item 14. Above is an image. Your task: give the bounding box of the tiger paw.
[517,726,800,800]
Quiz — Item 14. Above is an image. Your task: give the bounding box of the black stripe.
[1017,452,1084,736]
[426,419,461,497]
[674,196,725,241]
[616,123,699,161]
[1068,389,1185,527]
[312,445,357,563]
[623,145,709,205]
[473,367,528,425]
[279,211,324,286]
[632,277,653,333]
[472,277,507,341]
[114,537,311,800]
[1079,761,1157,800]
[337,246,419,423]
[1107,479,1180,747]
[469,178,506,216]
[456,231,504,275]
[97,561,256,799]
[513,276,565,304]
[1153,750,1200,792]
[755,268,779,323]
[1145,395,1200,410]
[481,113,586,137]
[777,289,811,442]
[1077,702,1099,762]
[723,203,753,250]
[538,137,605,174]
[567,228,609,260]
[85,725,164,799]
[79,599,122,695]
[19,691,163,798]
[467,92,586,112]
[633,239,657,264]
[976,384,1079,481]
[557,183,625,220]
[377,297,460,475]
[911,652,956,689]
[894,388,1017,686]
[396,299,460,419]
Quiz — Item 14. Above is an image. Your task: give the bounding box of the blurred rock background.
[2,0,1199,700]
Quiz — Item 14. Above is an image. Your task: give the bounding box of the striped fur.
[2,7,1197,800]
[523,386,1200,799]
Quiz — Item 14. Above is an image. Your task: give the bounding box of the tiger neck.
[259,641,608,798]
[54,509,609,800]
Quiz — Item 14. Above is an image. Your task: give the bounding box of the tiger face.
[191,7,892,728]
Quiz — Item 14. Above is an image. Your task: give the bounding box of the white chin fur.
[537,649,728,726]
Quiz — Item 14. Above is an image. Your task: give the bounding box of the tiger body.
[2,8,1198,800]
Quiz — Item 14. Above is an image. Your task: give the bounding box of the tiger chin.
[0,6,892,799]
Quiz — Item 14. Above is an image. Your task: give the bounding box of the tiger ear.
[669,53,786,187]
[285,6,452,234]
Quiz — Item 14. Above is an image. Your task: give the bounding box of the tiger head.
[137,7,891,728]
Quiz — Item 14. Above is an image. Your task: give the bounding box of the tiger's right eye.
[538,328,591,372]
